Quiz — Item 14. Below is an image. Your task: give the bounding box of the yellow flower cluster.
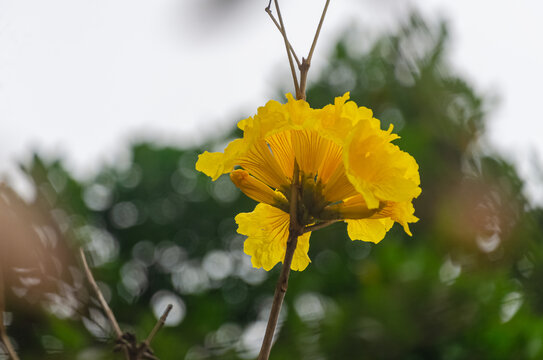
[196,93,421,271]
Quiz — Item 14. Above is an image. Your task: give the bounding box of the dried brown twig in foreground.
[79,248,173,360]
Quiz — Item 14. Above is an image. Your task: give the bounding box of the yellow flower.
[196,93,421,271]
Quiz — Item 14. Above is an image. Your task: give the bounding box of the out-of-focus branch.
[79,248,130,359]
[79,248,123,338]
[80,248,173,360]
[0,267,20,360]
[145,304,172,346]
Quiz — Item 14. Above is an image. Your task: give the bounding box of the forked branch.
[266,0,331,100]
[79,248,172,359]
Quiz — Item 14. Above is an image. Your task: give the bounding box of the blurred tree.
[2,12,543,360]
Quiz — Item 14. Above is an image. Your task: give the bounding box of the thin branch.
[145,304,172,346]
[265,9,301,68]
[298,0,331,99]
[303,219,339,233]
[258,163,301,360]
[79,248,123,339]
[307,0,330,64]
[267,0,300,97]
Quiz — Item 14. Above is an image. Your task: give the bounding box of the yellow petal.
[237,140,289,189]
[373,201,419,236]
[266,131,295,180]
[322,195,380,220]
[236,203,311,271]
[344,120,421,206]
[230,170,285,207]
[321,162,359,203]
[285,93,313,126]
[196,139,246,181]
[195,151,225,180]
[346,218,394,244]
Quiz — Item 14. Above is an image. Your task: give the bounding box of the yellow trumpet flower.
[196,93,421,271]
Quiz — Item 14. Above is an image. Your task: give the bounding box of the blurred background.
[1,0,543,359]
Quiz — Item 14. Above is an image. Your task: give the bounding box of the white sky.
[1,0,542,203]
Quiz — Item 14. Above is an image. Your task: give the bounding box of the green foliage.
[2,12,543,360]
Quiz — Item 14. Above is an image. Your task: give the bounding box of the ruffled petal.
[236,203,311,271]
[344,120,421,207]
[373,201,419,236]
[196,139,246,181]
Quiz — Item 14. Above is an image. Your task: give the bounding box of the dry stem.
[79,248,131,359]
[265,7,301,68]
[268,0,300,97]
[80,248,172,360]
[298,0,330,99]
[145,304,172,346]
[79,248,123,338]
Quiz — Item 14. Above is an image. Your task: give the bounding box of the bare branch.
[298,0,331,99]
[307,0,330,64]
[265,10,301,68]
[266,0,300,97]
[145,304,173,346]
[79,248,123,339]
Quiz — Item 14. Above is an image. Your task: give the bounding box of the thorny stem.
[0,266,20,360]
[258,163,302,360]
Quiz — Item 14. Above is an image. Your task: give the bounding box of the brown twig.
[145,304,172,346]
[298,0,330,99]
[80,248,173,360]
[265,7,301,68]
[0,266,20,360]
[258,163,302,360]
[79,248,123,338]
[267,0,300,97]
[79,248,131,360]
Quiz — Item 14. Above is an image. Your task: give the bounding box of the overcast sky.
[1,0,542,203]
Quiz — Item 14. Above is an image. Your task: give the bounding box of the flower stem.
[258,2,331,358]
[258,163,302,360]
